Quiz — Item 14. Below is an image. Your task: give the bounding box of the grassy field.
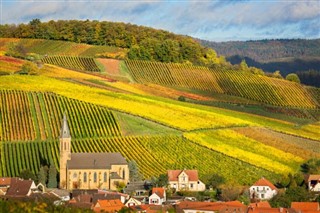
[0,42,319,185]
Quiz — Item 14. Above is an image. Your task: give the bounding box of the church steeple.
[60,113,71,139]
[59,112,71,189]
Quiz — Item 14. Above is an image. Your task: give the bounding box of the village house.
[307,175,320,192]
[291,202,320,212]
[92,199,124,212]
[249,177,278,200]
[149,187,166,205]
[125,197,142,207]
[59,114,129,190]
[176,200,246,213]
[0,177,37,197]
[167,169,206,192]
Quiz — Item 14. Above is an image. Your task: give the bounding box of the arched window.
[64,142,66,150]
[104,172,107,182]
[83,172,87,182]
[122,169,125,179]
[94,172,97,183]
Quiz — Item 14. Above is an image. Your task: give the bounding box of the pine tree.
[37,166,47,185]
[47,165,57,188]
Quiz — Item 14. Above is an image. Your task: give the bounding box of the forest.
[0,19,225,66]
[200,39,320,87]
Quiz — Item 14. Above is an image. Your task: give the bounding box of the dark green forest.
[200,39,320,62]
[0,19,225,66]
[200,39,320,87]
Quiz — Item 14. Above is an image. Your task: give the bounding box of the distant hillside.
[200,39,320,87]
[0,19,224,66]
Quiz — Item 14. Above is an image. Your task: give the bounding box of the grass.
[115,111,181,136]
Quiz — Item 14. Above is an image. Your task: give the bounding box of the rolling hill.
[200,39,320,87]
[0,37,319,187]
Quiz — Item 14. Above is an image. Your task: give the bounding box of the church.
[59,114,129,190]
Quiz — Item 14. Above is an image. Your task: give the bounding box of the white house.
[167,169,205,192]
[249,177,278,200]
[125,197,142,207]
[149,187,166,205]
[307,175,320,192]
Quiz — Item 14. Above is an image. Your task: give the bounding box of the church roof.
[67,153,127,169]
[60,113,71,139]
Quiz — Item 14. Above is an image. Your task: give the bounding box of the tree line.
[0,19,225,66]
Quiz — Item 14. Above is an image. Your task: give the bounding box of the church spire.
[60,112,70,138]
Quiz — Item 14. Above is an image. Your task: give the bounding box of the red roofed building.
[149,187,166,205]
[167,169,205,192]
[291,202,320,213]
[92,199,124,212]
[249,177,278,200]
[176,200,246,213]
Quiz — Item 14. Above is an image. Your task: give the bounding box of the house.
[125,197,142,207]
[167,169,206,192]
[0,177,13,195]
[307,175,320,192]
[92,199,124,212]
[59,113,129,190]
[249,177,278,200]
[5,178,37,197]
[124,180,148,196]
[291,202,320,212]
[176,200,246,213]
[149,187,166,205]
[129,204,174,213]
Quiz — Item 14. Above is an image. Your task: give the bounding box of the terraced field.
[126,60,319,108]
[0,135,280,184]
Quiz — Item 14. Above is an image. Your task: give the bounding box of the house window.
[104,172,107,182]
[261,194,265,199]
[257,187,259,192]
[151,199,158,204]
[190,183,193,188]
[84,172,87,182]
[173,184,176,188]
[94,172,97,183]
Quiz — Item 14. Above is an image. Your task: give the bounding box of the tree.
[272,70,283,79]
[151,174,168,187]
[37,166,47,185]
[239,59,249,71]
[207,174,225,189]
[21,61,38,75]
[19,169,36,181]
[128,160,143,182]
[47,165,57,188]
[301,158,320,174]
[286,73,300,83]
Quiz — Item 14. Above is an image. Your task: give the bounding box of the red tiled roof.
[249,202,271,208]
[0,177,15,187]
[177,201,245,212]
[291,202,319,211]
[252,177,277,190]
[132,204,172,213]
[167,170,199,181]
[152,188,165,198]
[308,175,320,182]
[248,207,288,213]
[6,179,34,197]
[93,199,124,212]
